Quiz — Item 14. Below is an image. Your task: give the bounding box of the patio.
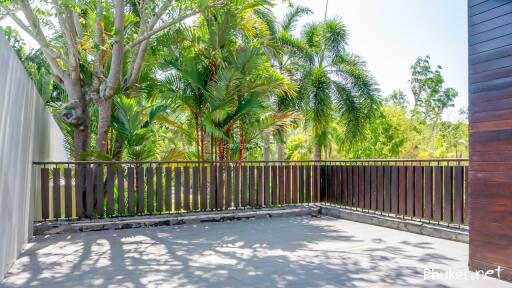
[1,216,509,288]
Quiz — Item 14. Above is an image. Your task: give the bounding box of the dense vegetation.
[1,0,467,161]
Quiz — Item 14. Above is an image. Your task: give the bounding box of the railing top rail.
[33,158,469,165]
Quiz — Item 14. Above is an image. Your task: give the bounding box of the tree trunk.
[314,143,322,161]
[63,80,90,160]
[239,130,245,161]
[225,125,232,161]
[217,139,223,161]
[263,132,270,162]
[112,132,124,160]
[194,117,200,160]
[200,128,205,161]
[276,142,284,161]
[205,133,212,161]
[96,97,113,154]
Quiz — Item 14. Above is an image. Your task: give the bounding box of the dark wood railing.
[34,159,468,226]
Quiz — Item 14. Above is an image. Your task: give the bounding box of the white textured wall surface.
[0,33,66,280]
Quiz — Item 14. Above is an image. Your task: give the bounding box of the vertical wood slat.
[192,166,199,210]
[454,166,463,224]
[85,166,94,218]
[292,166,298,204]
[52,168,61,219]
[118,168,125,216]
[347,166,354,207]
[106,167,115,216]
[183,166,190,211]
[383,166,391,212]
[41,168,50,219]
[165,167,172,212]
[358,167,365,208]
[174,166,182,212]
[217,165,224,210]
[136,166,144,214]
[264,166,270,206]
[96,167,104,217]
[353,167,359,207]
[406,166,414,217]
[321,166,327,202]
[370,166,377,210]
[391,167,398,214]
[156,167,163,213]
[327,166,333,203]
[64,168,72,218]
[463,166,469,225]
[233,165,240,208]
[146,167,154,214]
[74,166,84,218]
[424,167,433,220]
[414,166,423,218]
[127,167,135,214]
[299,166,305,204]
[271,165,278,205]
[433,166,442,222]
[376,166,383,211]
[285,166,291,204]
[209,165,216,209]
[398,166,406,215]
[313,165,320,202]
[279,166,285,205]
[241,165,247,207]
[249,166,255,207]
[340,166,346,205]
[201,166,207,210]
[257,166,264,207]
[225,165,232,209]
[305,165,312,203]
[364,166,371,209]
[443,166,453,223]
[337,166,343,205]
[332,166,338,204]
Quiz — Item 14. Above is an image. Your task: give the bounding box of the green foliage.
[409,55,457,125]
[297,19,380,158]
[4,1,467,161]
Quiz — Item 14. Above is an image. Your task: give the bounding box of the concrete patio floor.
[1,216,510,288]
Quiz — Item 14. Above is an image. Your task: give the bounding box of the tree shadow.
[1,216,469,288]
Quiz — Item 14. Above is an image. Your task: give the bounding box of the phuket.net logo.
[423,266,503,281]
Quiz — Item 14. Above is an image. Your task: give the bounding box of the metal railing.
[33,159,469,226]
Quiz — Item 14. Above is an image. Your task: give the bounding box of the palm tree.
[202,46,296,161]
[159,0,296,161]
[255,5,312,160]
[297,19,380,160]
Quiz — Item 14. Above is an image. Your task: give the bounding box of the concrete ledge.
[320,205,468,243]
[33,205,468,244]
[33,206,320,236]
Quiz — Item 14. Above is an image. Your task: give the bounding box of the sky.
[1,0,468,121]
[273,0,468,121]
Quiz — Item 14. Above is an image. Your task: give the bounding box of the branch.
[124,0,175,88]
[52,0,80,82]
[125,2,220,52]
[14,0,66,81]
[103,0,124,99]
[87,0,106,101]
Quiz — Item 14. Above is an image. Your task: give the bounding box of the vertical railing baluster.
[52,167,61,219]
[64,167,72,219]
[41,167,50,220]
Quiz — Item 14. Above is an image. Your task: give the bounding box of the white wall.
[0,33,66,280]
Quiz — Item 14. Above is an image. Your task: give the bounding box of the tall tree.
[297,19,380,160]
[256,4,312,160]
[409,55,458,129]
[4,0,219,159]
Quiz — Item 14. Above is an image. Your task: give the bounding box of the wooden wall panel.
[469,1,512,280]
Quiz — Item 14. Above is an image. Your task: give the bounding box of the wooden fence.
[34,159,468,225]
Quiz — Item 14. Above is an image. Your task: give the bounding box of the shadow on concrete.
[0,216,487,288]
